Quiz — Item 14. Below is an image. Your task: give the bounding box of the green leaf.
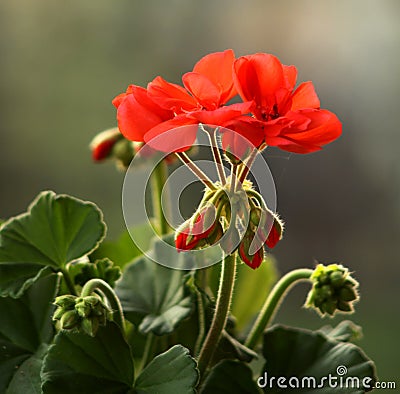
[212,331,258,364]
[135,345,198,393]
[41,322,134,394]
[0,191,106,297]
[200,360,259,394]
[5,344,48,394]
[261,325,377,393]
[115,235,195,335]
[91,223,154,269]
[0,274,59,393]
[318,320,363,343]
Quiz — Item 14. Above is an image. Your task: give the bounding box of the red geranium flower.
[230,53,342,153]
[143,50,252,152]
[112,85,175,142]
[114,50,251,153]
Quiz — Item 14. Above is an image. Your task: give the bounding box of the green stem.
[151,160,170,235]
[139,333,155,372]
[244,268,313,349]
[81,279,125,335]
[194,288,206,357]
[61,268,77,296]
[197,252,237,378]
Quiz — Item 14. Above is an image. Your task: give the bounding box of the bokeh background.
[1,0,399,382]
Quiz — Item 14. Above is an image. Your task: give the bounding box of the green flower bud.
[54,295,77,309]
[53,293,111,336]
[112,138,134,169]
[60,310,80,330]
[81,317,99,337]
[305,263,359,317]
[53,306,67,321]
[75,299,92,318]
[70,258,121,288]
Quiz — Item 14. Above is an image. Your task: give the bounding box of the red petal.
[239,242,263,269]
[221,117,265,153]
[187,102,251,125]
[148,76,197,113]
[182,72,220,109]
[282,65,297,90]
[291,82,320,111]
[266,222,282,248]
[117,87,172,142]
[265,109,342,153]
[234,54,285,109]
[112,85,135,108]
[144,118,199,153]
[192,49,237,103]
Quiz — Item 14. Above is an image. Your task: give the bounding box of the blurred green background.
[1,0,399,382]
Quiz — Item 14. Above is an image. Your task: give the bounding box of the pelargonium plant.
[0,50,377,393]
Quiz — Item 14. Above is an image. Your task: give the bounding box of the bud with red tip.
[90,128,124,161]
[251,206,284,249]
[90,127,135,169]
[238,230,264,269]
[175,203,222,251]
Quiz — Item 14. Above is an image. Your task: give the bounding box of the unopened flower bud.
[238,230,264,269]
[255,208,284,249]
[53,294,111,336]
[54,295,77,309]
[81,317,99,337]
[175,203,220,251]
[71,258,121,288]
[305,263,359,316]
[90,128,123,161]
[112,138,134,169]
[60,310,80,330]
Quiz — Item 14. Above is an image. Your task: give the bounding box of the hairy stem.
[175,152,216,190]
[197,252,237,378]
[238,148,258,184]
[244,268,313,349]
[202,125,227,185]
[151,160,170,235]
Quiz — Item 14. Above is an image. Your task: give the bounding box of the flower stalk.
[202,125,227,185]
[60,268,77,296]
[175,151,216,190]
[197,252,237,377]
[151,160,170,235]
[244,268,313,349]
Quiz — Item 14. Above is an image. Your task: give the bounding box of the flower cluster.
[175,183,283,269]
[113,49,342,155]
[53,294,112,337]
[305,263,359,316]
